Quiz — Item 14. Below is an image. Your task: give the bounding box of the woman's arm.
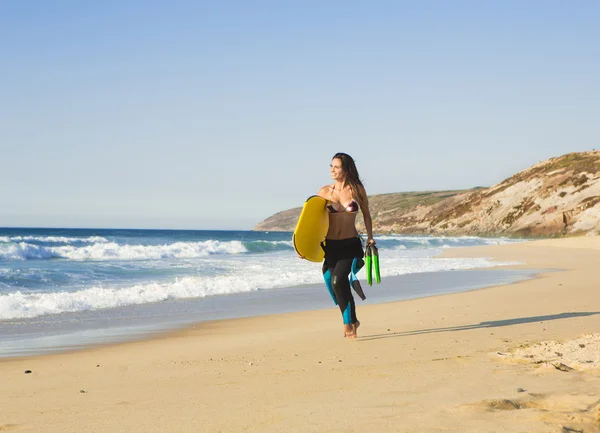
[358,186,375,245]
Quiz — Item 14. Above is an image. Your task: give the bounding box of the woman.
[317,152,376,339]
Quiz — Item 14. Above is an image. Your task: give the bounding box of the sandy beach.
[2,237,600,433]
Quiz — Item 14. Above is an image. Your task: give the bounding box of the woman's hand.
[367,238,376,247]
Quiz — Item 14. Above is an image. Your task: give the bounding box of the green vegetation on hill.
[367,189,481,215]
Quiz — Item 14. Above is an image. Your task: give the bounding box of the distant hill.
[253,151,600,237]
[253,189,479,231]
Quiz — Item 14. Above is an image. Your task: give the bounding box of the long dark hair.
[332,152,367,209]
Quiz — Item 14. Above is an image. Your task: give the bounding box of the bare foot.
[343,324,356,339]
[353,320,360,337]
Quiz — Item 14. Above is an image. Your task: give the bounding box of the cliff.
[253,151,600,237]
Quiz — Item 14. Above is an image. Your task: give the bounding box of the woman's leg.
[331,258,358,335]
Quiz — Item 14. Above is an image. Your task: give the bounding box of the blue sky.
[1,1,598,229]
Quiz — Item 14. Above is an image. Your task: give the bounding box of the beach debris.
[96,364,100,367]
[553,363,574,372]
[488,399,521,411]
[516,388,526,393]
[79,390,87,393]
[561,427,584,433]
[248,362,253,366]
[24,370,32,374]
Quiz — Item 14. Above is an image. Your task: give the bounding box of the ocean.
[0,228,534,357]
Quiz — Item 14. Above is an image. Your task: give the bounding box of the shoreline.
[0,266,537,359]
[2,237,599,432]
[0,267,539,362]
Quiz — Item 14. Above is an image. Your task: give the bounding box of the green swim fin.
[365,245,373,286]
[372,245,381,284]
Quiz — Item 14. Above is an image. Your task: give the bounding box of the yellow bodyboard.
[292,195,329,262]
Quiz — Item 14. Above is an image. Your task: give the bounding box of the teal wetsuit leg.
[323,269,338,305]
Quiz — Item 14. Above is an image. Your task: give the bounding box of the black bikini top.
[326,185,359,214]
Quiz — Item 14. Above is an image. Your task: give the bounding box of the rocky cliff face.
[254,151,600,237]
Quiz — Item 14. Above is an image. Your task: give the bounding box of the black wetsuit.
[321,187,365,325]
[322,237,364,324]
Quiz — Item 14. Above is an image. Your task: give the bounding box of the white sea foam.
[249,240,294,247]
[0,243,57,260]
[373,235,409,241]
[375,235,525,247]
[0,250,517,319]
[376,235,522,243]
[0,240,248,261]
[0,236,109,244]
[0,265,318,319]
